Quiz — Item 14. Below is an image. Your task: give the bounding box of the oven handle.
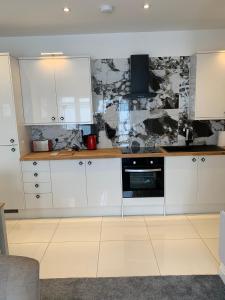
[124,168,162,173]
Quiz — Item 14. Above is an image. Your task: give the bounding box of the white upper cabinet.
[19,59,58,124]
[54,58,93,124]
[190,52,225,120]
[19,57,93,125]
[0,55,18,145]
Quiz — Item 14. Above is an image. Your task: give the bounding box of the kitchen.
[1,1,225,298]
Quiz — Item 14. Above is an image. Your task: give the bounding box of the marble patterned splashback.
[31,56,225,150]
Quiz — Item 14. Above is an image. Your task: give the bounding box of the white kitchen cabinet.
[165,155,225,214]
[86,159,122,207]
[54,58,93,124]
[0,146,24,209]
[25,193,53,209]
[198,156,225,206]
[19,59,58,124]
[0,55,18,145]
[50,160,87,208]
[19,57,93,125]
[190,52,225,120]
[165,156,198,213]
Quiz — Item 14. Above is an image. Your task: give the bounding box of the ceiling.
[1,0,225,36]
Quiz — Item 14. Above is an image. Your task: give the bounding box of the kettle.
[86,135,97,150]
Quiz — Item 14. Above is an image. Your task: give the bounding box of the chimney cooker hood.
[129,54,151,99]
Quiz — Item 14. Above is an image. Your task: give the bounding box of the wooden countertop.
[21,147,225,161]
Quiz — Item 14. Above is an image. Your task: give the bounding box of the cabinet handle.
[36,195,40,199]
[10,139,15,143]
[88,161,92,166]
[60,117,64,121]
[192,158,196,163]
[35,184,39,188]
[79,161,83,166]
[34,173,38,177]
[11,148,16,152]
[33,161,37,166]
[201,157,206,162]
[51,117,56,121]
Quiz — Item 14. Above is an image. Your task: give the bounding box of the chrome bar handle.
[125,169,162,173]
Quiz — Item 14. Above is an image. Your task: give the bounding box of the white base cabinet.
[86,159,122,207]
[50,159,122,209]
[50,160,87,208]
[0,146,24,210]
[165,156,225,214]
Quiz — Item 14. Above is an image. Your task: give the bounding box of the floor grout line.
[198,236,220,266]
[144,217,161,276]
[39,219,61,264]
[96,217,103,278]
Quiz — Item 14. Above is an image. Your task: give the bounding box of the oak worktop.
[21,146,225,161]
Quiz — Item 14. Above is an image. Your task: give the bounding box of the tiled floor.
[6,214,220,279]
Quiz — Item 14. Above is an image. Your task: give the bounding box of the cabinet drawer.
[22,161,50,172]
[23,182,52,194]
[25,193,53,209]
[23,171,51,183]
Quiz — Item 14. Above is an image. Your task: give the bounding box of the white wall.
[0,29,225,58]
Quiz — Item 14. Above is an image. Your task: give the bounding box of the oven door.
[122,167,164,198]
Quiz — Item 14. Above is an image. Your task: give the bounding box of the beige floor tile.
[6,220,19,233]
[148,224,199,240]
[40,242,99,279]
[146,216,199,240]
[187,214,220,220]
[103,216,145,223]
[97,241,160,277]
[101,217,148,241]
[9,243,48,262]
[187,216,219,238]
[203,238,220,263]
[7,219,59,243]
[152,239,219,275]
[97,241,159,277]
[145,215,189,226]
[52,218,102,242]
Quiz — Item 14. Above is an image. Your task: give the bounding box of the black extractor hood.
[130,54,151,99]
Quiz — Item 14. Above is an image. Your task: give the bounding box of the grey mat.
[41,275,225,300]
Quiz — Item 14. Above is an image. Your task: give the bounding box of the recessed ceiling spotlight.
[100,4,113,13]
[63,7,70,13]
[144,3,150,10]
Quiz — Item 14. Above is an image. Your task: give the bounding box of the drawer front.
[23,171,51,183]
[25,193,53,209]
[23,182,52,194]
[22,161,50,172]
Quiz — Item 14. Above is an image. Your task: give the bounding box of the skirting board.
[219,263,225,284]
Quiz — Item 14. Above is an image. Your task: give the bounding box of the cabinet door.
[50,160,87,208]
[165,156,198,213]
[86,159,122,207]
[0,56,18,145]
[0,146,24,209]
[198,156,225,206]
[19,59,58,124]
[54,58,93,124]
[196,53,225,119]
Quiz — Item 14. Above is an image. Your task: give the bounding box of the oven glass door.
[122,167,164,198]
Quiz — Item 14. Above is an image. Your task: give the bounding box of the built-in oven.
[122,157,164,198]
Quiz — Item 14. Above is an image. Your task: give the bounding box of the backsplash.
[31,56,225,150]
